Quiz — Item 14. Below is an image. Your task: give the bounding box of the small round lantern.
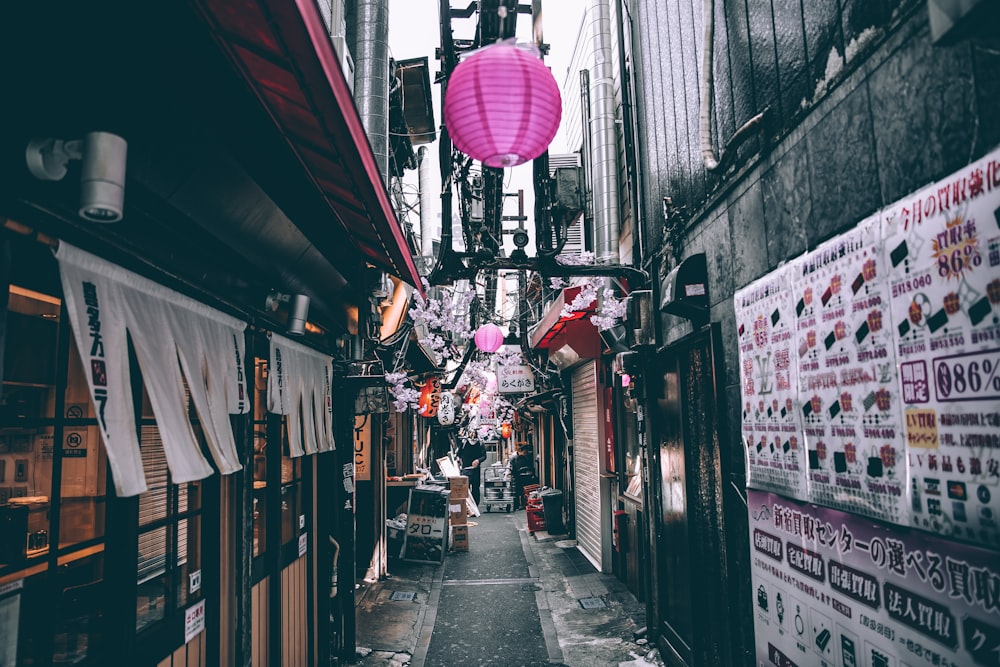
[500,422,512,440]
[474,323,504,353]
[444,42,562,168]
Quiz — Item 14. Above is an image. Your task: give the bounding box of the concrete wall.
[630,0,1000,660]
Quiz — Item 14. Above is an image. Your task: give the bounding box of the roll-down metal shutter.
[571,361,602,569]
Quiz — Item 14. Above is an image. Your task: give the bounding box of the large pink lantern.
[474,323,504,353]
[444,42,562,168]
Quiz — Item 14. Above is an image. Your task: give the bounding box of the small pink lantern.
[444,42,562,168]
[474,323,504,353]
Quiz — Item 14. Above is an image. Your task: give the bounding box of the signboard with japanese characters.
[792,216,908,525]
[735,146,1000,548]
[749,489,999,667]
[882,149,1000,548]
[401,485,449,564]
[735,267,808,499]
[497,364,536,394]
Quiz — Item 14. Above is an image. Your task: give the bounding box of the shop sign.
[498,365,535,394]
[557,393,573,440]
[353,415,371,481]
[189,570,201,594]
[749,489,999,667]
[184,599,206,643]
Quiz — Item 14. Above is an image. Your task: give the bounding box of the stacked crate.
[448,475,470,551]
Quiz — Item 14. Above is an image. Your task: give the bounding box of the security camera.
[26,131,127,223]
[512,227,529,249]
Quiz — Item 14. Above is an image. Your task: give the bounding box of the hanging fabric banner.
[55,243,249,496]
[267,333,335,457]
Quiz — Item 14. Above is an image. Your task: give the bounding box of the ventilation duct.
[354,0,390,184]
[588,0,620,265]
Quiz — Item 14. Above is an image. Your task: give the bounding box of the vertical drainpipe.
[354,0,390,185]
[418,146,436,257]
[588,0,620,265]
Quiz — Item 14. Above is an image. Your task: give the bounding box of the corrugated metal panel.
[571,361,602,568]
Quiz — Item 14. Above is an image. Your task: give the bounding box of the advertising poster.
[736,267,808,499]
[749,489,1000,667]
[881,149,1000,548]
[792,217,909,524]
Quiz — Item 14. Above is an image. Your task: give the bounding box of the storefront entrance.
[647,327,733,665]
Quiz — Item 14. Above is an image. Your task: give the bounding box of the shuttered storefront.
[571,361,603,569]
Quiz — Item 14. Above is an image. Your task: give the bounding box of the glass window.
[134,393,204,638]
[252,358,268,560]
[2,259,109,665]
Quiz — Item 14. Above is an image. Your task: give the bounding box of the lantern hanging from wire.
[474,323,505,353]
[444,41,562,168]
[500,422,512,439]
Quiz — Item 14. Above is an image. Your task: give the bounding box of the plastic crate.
[526,507,546,533]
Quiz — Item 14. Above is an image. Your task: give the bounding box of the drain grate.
[578,597,606,609]
[389,591,416,601]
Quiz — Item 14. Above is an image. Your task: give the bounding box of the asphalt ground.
[354,509,663,667]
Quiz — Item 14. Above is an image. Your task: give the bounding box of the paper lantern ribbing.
[444,43,562,168]
[474,323,505,353]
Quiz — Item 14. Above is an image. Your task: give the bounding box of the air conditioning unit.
[332,35,355,93]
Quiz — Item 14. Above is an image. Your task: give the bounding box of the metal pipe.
[354,0,390,184]
[614,0,644,267]
[588,0,620,265]
[579,69,594,251]
[418,147,436,256]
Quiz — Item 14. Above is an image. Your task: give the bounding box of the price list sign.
[736,268,808,498]
[882,148,1000,547]
[793,216,908,524]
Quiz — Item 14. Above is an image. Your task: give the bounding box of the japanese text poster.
[882,149,1000,547]
[736,268,808,499]
[792,216,908,524]
[750,489,999,667]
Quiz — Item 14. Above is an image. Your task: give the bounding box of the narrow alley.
[354,510,659,667]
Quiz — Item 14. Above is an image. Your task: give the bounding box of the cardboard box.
[448,501,467,525]
[448,475,469,499]
[450,524,469,552]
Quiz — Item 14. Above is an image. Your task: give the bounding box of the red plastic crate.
[526,507,546,533]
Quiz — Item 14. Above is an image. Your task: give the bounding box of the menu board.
[402,485,450,564]
[737,146,1000,548]
[793,216,908,524]
[882,151,1000,547]
[749,489,1000,667]
[737,269,808,498]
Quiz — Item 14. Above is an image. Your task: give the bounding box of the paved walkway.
[354,510,663,667]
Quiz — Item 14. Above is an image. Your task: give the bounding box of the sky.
[387,0,586,258]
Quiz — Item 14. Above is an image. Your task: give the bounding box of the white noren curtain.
[267,334,335,457]
[56,243,249,497]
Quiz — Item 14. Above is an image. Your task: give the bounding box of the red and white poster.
[882,149,1000,548]
[792,216,908,525]
[736,268,808,499]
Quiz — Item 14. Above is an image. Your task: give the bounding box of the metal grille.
[571,361,602,568]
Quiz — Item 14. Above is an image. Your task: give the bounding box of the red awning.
[191,0,422,291]
[529,285,597,349]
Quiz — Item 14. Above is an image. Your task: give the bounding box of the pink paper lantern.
[474,323,504,353]
[444,43,562,168]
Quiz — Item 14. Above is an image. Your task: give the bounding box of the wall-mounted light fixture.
[26,131,128,223]
[266,291,311,336]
